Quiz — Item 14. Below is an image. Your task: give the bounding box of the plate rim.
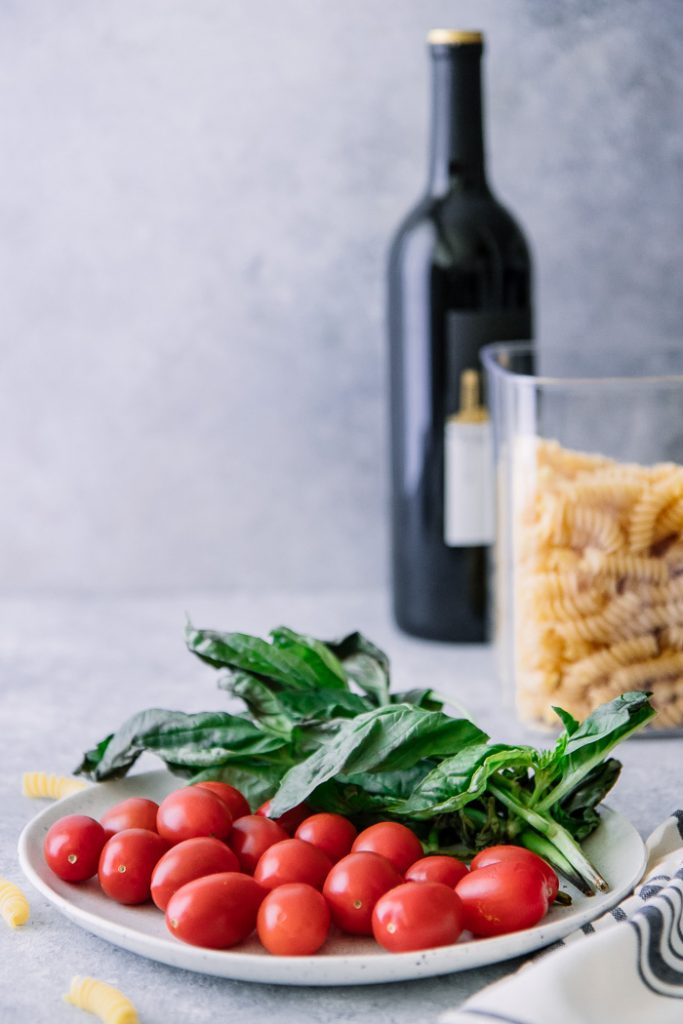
[17,770,647,986]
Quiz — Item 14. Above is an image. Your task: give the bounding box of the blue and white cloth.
[442,811,683,1024]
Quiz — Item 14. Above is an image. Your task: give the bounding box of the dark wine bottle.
[388,29,532,642]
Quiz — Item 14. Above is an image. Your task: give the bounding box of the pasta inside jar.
[513,437,683,730]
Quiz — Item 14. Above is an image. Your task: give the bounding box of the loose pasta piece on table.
[0,878,30,928]
[64,977,139,1024]
[22,772,89,800]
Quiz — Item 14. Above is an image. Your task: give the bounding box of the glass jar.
[483,342,683,734]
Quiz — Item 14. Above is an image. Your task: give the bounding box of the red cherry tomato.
[469,845,559,902]
[194,781,250,821]
[295,813,357,864]
[257,882,331,956]
[372,881,465,952]
[150,837,240,911]
[322,851,403,935]
[254,838,332,892]
[98,828,168,904]
[100,798,160,838]
[405,855,469,887]
[256,799,312,835]
[44,815,107,882]
[157,787,232,844]
[351,821,423,874]
[228,815,289,874]
[166,872,266,948]
[455,860,549,937]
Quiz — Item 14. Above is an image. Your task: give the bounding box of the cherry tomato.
[98,828,168,904]
[257,883,331,956]
[166,872,265,948]
[150,837,240,911]
[157,787,232,844]
[256,799,312,835]
[455,860,549,937]
[405,855,469,887]
[44,815,107,882]
[295,813,357,864]
[194,781,250,821]
[351,821,423,874]
[228,815,289,874]
[254,838,332,891]
[469,845,559,902]
[100,798,160,838]
[372,881,465,952]
[322,851,403,935]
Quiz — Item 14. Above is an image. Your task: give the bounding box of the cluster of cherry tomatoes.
[43,781,559,956]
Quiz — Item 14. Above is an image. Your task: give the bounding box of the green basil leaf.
[324,631,391,707]
[269,627,348,690]
[387,744,536,818]
[217,671,296,737]
[553,706,581,737]
[537,691,655,810]
[219,669,370,733]
[75,709,290,781]
[553,757,622,840]
[185,626,322,689]
[390,688,444,712]
[269,705,487,816]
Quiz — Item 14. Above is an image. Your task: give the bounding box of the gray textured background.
[3,0,683,593]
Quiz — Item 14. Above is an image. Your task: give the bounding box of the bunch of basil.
[77,625,655,895]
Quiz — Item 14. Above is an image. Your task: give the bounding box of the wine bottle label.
[443,309,531,547]
[444,418,494,545]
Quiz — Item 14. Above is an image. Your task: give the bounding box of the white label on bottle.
[444,419,495,546]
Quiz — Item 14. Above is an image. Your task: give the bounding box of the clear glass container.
[482,342,683,734]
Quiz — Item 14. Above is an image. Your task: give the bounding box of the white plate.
[18,770,646,986]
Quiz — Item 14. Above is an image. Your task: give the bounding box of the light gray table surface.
[2,591,681,1023]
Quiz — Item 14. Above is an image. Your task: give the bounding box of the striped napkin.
[442,811,683,1024]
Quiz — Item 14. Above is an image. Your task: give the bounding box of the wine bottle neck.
[427,43,488,195]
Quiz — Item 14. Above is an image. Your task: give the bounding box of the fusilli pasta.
[22,772,88,800]
[0,878,30,928]
[514,438,683,729]
[64,976,139,1024]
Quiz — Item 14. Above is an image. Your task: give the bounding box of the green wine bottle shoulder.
[389,189,531,303]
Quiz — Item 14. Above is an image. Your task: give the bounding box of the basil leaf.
[269,627,348,690]
[324,631,391,706]
[217,671,294,737]
[269,705,487,816]
[218,669,370,734]
[185,626,322,689]
[388,744,536,818]
[537,691,656,810]
[553,706,581,737]
[553,758,622,841]
[391,688,444,712]
[75,709,289,781]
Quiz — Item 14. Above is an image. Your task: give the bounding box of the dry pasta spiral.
[514,438,683,729]
[64,977,139,1024]
[0,878,30,928]
[22,772,88,800]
